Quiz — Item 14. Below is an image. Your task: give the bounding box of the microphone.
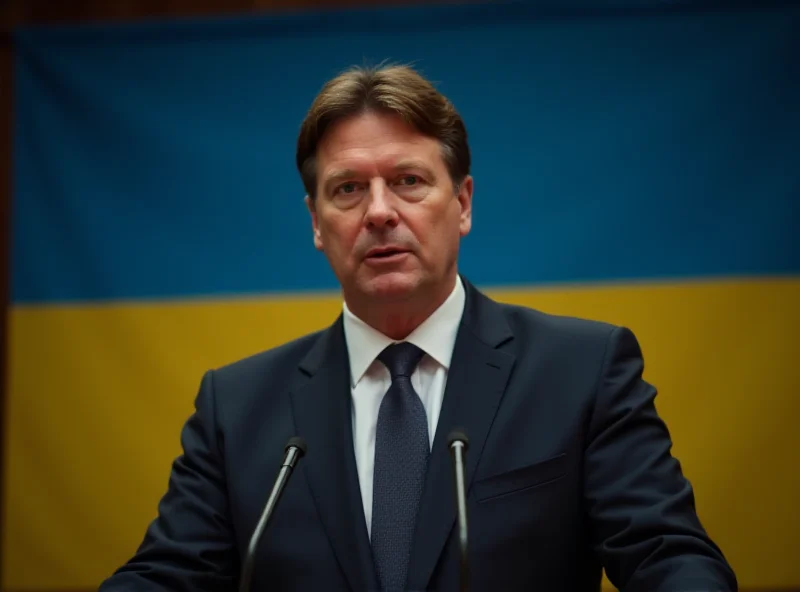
[239,436,307,592]
[447,429,470,592]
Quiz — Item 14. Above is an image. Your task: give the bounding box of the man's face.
[306,111,472,309]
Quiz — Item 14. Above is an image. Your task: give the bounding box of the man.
[100,64,737,591]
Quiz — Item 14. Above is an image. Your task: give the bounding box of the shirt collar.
[342,275,466,387]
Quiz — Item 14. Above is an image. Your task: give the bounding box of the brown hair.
[296,63,471,199]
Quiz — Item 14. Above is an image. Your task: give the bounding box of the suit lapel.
[406,279,516,591]
[289,318,378,592]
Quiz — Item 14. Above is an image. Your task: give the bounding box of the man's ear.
[304,195,324,251]
[456,175,473,237]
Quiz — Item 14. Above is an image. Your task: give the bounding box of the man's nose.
[364,180,399,228]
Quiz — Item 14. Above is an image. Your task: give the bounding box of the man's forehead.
[317,112,437,156]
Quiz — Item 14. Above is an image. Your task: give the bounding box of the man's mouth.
[364,247,410,263]
[366,247,406,258]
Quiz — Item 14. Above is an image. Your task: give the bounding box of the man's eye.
[337,182,358,194]
[397,175,418,186]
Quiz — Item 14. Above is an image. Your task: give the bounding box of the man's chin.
[359,272,420,301]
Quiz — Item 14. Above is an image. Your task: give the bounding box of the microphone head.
[447,429,469,451]
[285,436,308,456]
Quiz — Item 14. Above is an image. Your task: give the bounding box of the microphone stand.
[239,436,307,592]
[447,429,470,592]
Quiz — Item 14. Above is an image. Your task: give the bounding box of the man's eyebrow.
[393,160,436,176]
[321,161,437,192]
[392,160,436,182]
[322,169,359,191]
[324,169,359,182]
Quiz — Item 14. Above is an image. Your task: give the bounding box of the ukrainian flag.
[5,3,799,590]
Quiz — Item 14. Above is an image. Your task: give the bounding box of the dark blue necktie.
[371,342,429,592]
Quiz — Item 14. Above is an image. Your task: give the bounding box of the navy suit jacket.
[100,277,736,591]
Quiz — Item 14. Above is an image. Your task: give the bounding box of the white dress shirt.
[342,275,466,538]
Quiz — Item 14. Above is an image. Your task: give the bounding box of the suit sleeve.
[98,370,238,591]
[584,326,737,592]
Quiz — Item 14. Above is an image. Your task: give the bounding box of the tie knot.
[378,342,425,379]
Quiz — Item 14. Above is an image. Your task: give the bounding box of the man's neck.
[346,275,458,341]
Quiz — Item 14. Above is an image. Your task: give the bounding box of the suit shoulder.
[491,298,646,367]
[498,300,620,343]
[489,299,645,386]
